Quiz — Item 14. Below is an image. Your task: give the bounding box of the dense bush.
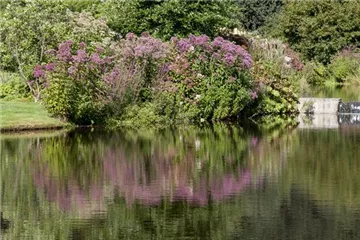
[250,62,299,117]
[40,33,171,124]
[156,35,255,123]
[0,72,30,100]
[108,32,170,104]
[63,0,102,12]
[39,32,302,126]
[39,40,117,124]
[328,48,360,85]
[237,0,283,31]
[303,47,360,86]
[267,1,360,64]
[238,32,300,117]
[102,0,242,40]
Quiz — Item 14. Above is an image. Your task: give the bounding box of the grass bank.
[0,101,69,131]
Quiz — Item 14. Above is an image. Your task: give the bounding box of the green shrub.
[40,40,117,124]
[43,75,109,124]
[0,72,30,100]
[63,0,102,12]
[328,49,360,84]
[301,48,360,86]
[302,61,330,86]
[250,61,299,117]
[109,103,168,128]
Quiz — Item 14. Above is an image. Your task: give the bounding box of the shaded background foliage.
[266,0,360,64]
[237,0,283,31]
[102,0,242,40]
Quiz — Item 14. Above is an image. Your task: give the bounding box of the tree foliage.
[267,1,360,64]
[102,0,242,40]
[0,0,114,100]
[237,0,283,31]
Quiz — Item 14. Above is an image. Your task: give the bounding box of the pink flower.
[79,42,86,49]
[95,46,105,53]
[126,32,136,40]
[68,66,77,75]
[91,53,104,64]
[250,91,258,100]
[73,50,88,63]
[45,49,56,56]
[44,63,56,71]
[33,65,45,78]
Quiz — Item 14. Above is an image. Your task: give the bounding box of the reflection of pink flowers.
[251,136,259,146]
[102,149,252,206]
[32,144,254,212]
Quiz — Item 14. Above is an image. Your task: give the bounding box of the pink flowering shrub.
[157,34,256,122]
[38,40,118,124]
[38,33,291,126]
[38,34,171,124]
[109,32,170,102]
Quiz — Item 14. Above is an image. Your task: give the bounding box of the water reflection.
[1,125,360,239]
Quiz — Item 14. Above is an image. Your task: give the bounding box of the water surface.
[1,125,360,239]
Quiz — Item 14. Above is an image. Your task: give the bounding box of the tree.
[0,0,114,101]
[0,0,72,100]
[102,0,242,40]
[267,1,360,64]
[237,0,283,31]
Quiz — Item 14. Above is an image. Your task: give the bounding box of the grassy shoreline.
[0,101,69,132]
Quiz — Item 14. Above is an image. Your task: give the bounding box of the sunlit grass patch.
[0,101,68,131]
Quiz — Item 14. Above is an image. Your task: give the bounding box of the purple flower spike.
[212,37,225,48]
[176,39,192,53]
[91,53,104,64]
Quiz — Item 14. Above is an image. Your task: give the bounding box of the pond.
[1,125,360,240]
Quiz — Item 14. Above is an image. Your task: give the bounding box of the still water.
[1,125,360,240]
